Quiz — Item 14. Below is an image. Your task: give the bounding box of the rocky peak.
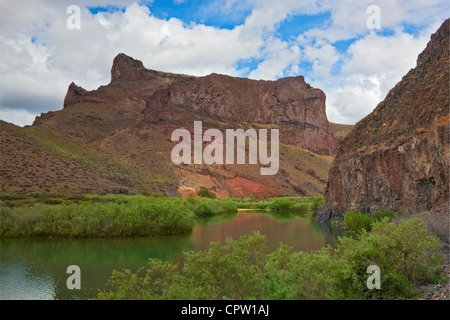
[417,18,449,66]
[110,53,190,85]
[110,53,146,83]
[63,82,88,107]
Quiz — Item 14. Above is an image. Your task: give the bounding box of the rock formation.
[5,53,340,197]
[63,82,88,107]
[143,71,338,156]
[318,19,449,222]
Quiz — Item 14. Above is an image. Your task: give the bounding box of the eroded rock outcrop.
[143,72,338,155]
[63,82,88,107]
[111,53,187,84]
[318,19,450,222]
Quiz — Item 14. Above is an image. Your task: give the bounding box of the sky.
[0,0,448,126]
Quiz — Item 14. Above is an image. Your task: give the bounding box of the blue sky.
[0,0,448,126]
[85,0,255,39]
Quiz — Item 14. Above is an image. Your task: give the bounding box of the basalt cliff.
[1,53,342,197]
[318,19,449,222]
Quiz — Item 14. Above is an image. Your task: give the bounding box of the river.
[0,211,343,300]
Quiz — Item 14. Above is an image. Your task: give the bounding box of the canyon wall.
[318,19,449,222]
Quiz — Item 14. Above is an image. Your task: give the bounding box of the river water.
[0,211,343,300]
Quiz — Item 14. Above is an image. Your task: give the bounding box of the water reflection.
[191,212,342,252]
[1,235,193,300]
[0,212,343,300]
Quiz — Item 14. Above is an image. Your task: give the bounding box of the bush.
[333,218,443,299]
[344,211,374,232]
[99,232,269,300]
[292,203,309,214]
[0,193,16,200]
[25,191,42,198]
[262,245,344,299]
[193,198,237,217]
[151,192,166,198]
[234,201,269,210]
[268,198,310,213]
[374,210,395,221]
[310,196,324,217]
[269,198,291,211]
[193,202,214,217]
[98,218,444,300]
[0,198,195,238]
[197,187,216,199]
[184,195,198,206]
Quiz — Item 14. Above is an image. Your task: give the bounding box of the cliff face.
[318,19,449,222]
[143,71,338,155]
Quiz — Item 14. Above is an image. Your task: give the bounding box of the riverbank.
[0,194,237,238]
[0,193,322,238]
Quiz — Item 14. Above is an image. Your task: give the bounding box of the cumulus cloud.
[314,27,435,124]
[291,1,447,124]
[248,38,301,80]
[0,0,448,126]
[302,43,339,79]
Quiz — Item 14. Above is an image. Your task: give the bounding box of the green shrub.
[344,211,374,232]
[269,198,293,211]
[310,196,324,217]
[374,210,395,221]
[0,199,195,238]
[292,203,309,214]
[151,192,166,198]
[98,218,443,300]
[184,195,199,206]
[194,202,214,217]
[219,199,238,214]
[197,187,216,199]
[25,191,42,198]
[0,193,16,200]
[43,198,63,205]
[193,199,237,217]
[235,201,268,209]
[99,232,269,300]
[333,218,443,299]
[262,244,344,299]
[268,198,310,213]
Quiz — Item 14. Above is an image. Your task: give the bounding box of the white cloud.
[323,77,383,124]
[319,28,432,124]
[303,43,339,78]
[292,1,447,124]
[0,108,37,127]
[248,38,301,80]
[0,0,448,126]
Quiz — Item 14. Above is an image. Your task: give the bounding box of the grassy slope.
[329,122,354,142]
[1,117,335,197]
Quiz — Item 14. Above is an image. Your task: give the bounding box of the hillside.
[329,122,354,142]
[1,54,341,197]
